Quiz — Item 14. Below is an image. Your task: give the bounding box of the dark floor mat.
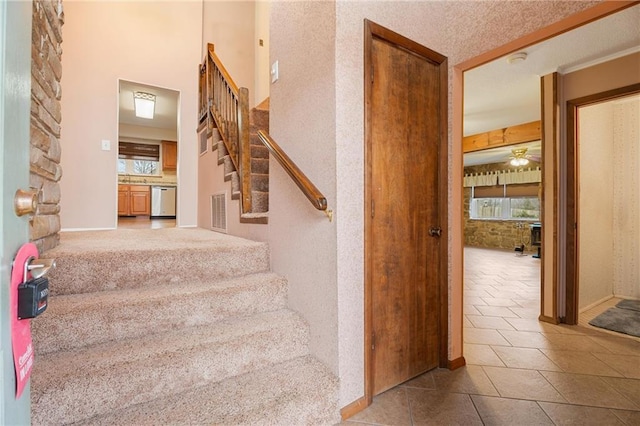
[616,299,640,312]
[589,304,640,338]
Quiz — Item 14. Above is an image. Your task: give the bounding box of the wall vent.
[210,192,227,233]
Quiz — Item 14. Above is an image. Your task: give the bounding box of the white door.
[1,0,34,423]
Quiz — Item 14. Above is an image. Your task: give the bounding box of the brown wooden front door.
[365,20,448,398]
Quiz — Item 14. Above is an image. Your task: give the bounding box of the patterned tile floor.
[344,247,640,425]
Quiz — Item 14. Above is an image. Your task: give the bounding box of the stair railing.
[205,43,252,213]
[257,130,333,222]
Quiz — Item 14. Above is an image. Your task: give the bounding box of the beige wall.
[578,102,615,309]
[271,0,599,408]
[60,1,201,230]
[269,0,339,391]
[202,1,256,107]
[612,97,640,300]
[578,96,640,309]
[254,1,270,105]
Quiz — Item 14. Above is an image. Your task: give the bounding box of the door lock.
[429,227,442,237]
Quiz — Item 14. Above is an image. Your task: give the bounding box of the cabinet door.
[162,141,177,170]
[118,186,130,216]
[130,188,150,215]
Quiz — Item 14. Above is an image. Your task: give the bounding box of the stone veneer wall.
[464,162,540,253]
[30,0,64,252]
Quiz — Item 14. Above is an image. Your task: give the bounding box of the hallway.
[344,247,640,425]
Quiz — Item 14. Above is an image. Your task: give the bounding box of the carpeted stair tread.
[32,272,287,354]
[46,228,270,295]
[32,309,310,425]
[78,355,339,426]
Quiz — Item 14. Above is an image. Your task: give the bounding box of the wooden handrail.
[257,130,332,221]
[207,44,239,94]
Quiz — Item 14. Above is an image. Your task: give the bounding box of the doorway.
[117,80,180,228]
[364,20,448,402]
[453,3,639,348]
[566,87,640,325]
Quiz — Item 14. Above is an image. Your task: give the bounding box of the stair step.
[251,144,268,159]
[223,154,235,175]
[77,356,339,426]
[32,310,310,425]
[45,228,270,296]
[251,173,269,192]
[251,157,269,174]
[251,190,269,213]
[249,108,269,131]
[32,272,287,354]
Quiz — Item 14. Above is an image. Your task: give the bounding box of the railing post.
[238,87,251,213]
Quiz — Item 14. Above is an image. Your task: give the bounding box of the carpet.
[589,299,640,337]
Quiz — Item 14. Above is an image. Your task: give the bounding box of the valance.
[464,167,541,187]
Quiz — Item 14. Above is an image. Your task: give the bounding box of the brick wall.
[30,0,64,252]
[464,162,540,253]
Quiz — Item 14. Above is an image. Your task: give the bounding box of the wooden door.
[365,20,448,397]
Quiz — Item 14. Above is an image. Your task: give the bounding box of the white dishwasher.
[151,186,176,218]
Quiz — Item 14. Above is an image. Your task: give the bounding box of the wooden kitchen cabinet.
[117,187,130,216]
[162,141,177,171]
[118,185,150,216]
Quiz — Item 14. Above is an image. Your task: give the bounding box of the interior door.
[1,0,34,423]
[365,20,448,397]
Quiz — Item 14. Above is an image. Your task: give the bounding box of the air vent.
[210,192,227,233]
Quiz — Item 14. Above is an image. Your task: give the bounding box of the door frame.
[565,83,640,324]
[451,2,637,348]
[363,19,449,405]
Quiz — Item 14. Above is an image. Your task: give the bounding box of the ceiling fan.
[508,147,539,166]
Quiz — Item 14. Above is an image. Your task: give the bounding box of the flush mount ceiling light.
[507,51,528,64]
[133,91,156,119]
[510,147,530,166]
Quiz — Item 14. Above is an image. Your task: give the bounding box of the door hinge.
[371,64,374,83]
[371,332,375,351]
[371,199,375,218]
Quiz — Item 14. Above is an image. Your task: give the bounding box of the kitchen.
[118,80,179,227]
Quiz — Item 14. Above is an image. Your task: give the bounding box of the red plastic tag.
[10,242,38,399]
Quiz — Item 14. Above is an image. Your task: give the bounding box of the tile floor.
[344,247,640,425]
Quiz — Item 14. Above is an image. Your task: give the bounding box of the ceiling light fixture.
[133,91,156,119]
[507,52,528,64]
[510,147,530,166]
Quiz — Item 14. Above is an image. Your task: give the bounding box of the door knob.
[429,227,442,237]
[14,188,38,217]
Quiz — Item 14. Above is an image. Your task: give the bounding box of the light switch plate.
[101,139,110,151]
[271,60,279,83]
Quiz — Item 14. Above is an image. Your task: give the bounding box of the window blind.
[118,142,160,161]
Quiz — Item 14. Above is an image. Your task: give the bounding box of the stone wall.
[30,0,64,252]
[464,162,540,253]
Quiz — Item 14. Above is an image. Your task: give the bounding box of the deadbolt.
[14,188,39,217]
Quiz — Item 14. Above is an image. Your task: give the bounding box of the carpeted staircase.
[31,228,339,425]
[216,100,270,222]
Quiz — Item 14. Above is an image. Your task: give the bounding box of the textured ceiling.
[464,4,640,166]
[464,5,640,137]
[119,80,179,131]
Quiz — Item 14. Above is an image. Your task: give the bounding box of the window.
[118,141,161,176]
[118,159,160,175]
[470,197,539,220]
